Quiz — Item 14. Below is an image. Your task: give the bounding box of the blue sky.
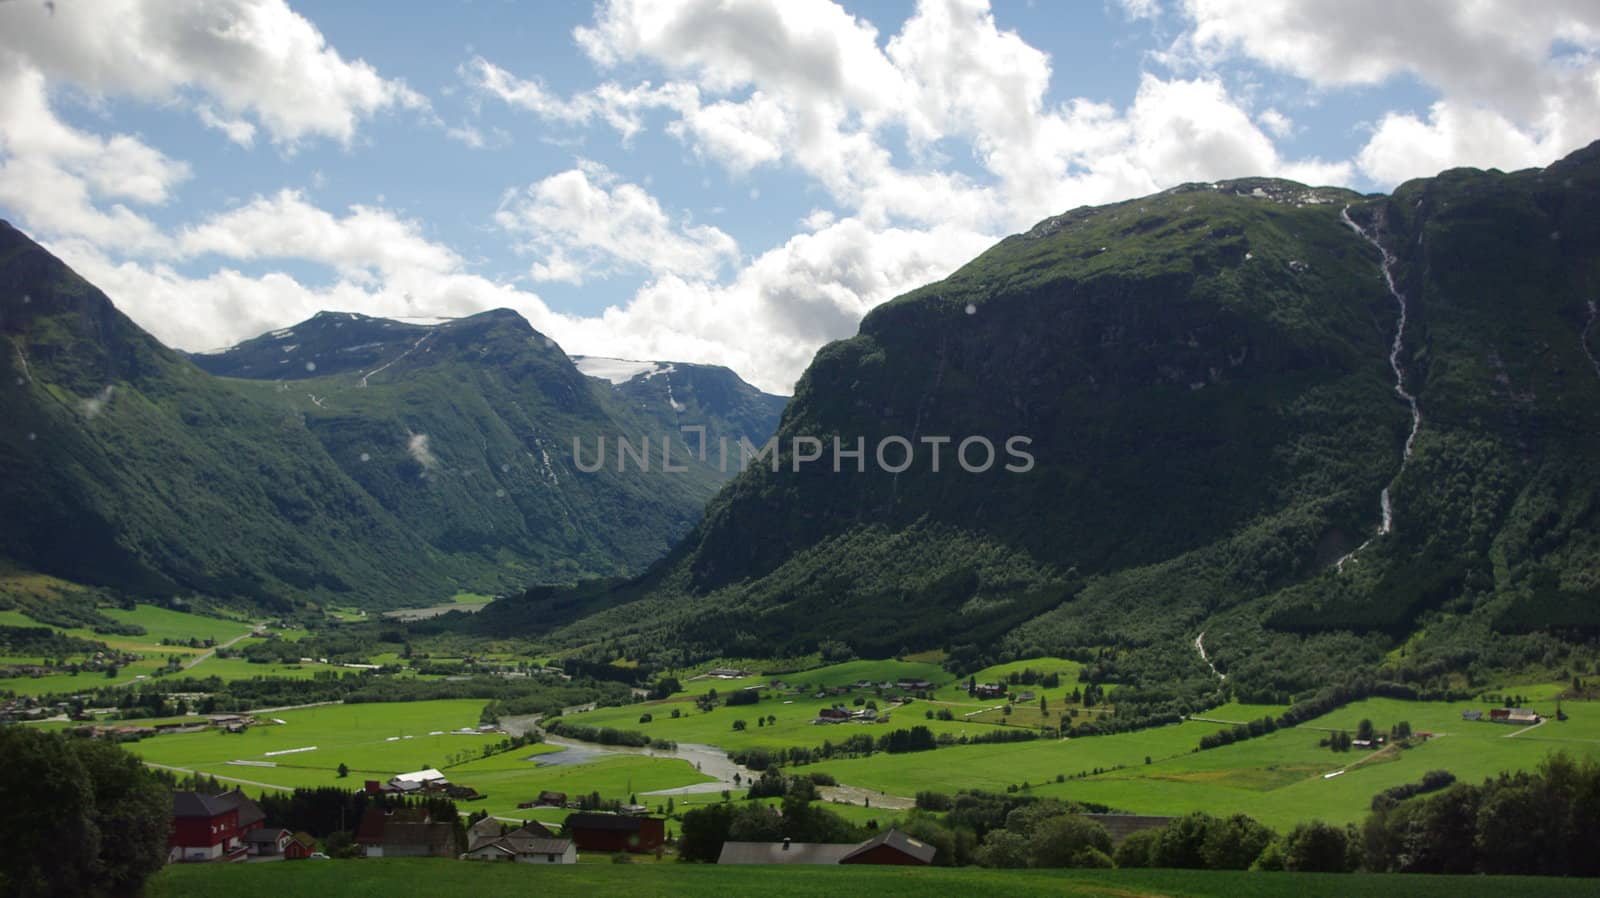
[1,0,1596,392]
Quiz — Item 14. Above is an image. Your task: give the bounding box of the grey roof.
[717,840,857,865]
[840,829,938,865]
[501,836,572,855]
[171,791,236,819]
[386,821,457,851]
[507,822,555,839]
[216,790,265,828]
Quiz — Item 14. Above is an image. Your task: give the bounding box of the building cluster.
[1461,707,1541,724]
[813,704,884,724]
[363,767,481,800]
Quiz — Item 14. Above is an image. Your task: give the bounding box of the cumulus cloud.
[494,161,740,284]
[0,59,185,253]
[1174,0,1600,185]
[548,216,996,392]
[177,190,461,282]
[542,0,1349,234]
[0,0,427,146]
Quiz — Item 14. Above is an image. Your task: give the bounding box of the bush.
[1113,828,1158,868]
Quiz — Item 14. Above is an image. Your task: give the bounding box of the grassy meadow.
[147,858,1600,898]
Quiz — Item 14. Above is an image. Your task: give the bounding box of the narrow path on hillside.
[359,332,433,387]
[1335,206,1423,571]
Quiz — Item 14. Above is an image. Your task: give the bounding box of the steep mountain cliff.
[0,224,783,609]
[484,143,1600,699]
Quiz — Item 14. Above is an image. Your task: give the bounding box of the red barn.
[563,813,665,853]
[839,830,937,866]
[168,792,247,863]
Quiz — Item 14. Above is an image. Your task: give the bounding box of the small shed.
[284,832,317,861]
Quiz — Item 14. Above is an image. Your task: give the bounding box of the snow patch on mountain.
[572,355,672,384]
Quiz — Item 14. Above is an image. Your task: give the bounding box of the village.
[166,763,945,867]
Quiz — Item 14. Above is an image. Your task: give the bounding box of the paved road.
[183,629,261,670]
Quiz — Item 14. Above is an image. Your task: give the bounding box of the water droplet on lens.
[27,432,37,441]
[305,361,317,372]
[495,489,506,498]
[500,463,510,472]
[964,303,976,316]
[359,452,371,462]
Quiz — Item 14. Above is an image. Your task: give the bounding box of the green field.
[450,752,717,823]
[806,718,1224,797]
[121,699,718,817]
[565,657,1095,754]
[1036,696,1600,831]
[147,858,1600,898]
[0,602,265,695]
[127,700,504,786]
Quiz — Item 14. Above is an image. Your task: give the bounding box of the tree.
[336,763,349,778]
[1201,813,1274,870]
[732,719,747,731]
[1152,812,1217,868]
[677,803,736,863]
[0,728,167,898]
[1026,815,1112,868]
[975,829,1029,868]
[1113,828,1159,867]
[1282,820,1351,872]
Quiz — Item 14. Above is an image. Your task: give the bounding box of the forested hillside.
[483,143,1600,704]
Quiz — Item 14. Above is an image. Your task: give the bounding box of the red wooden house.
[563,813,665,853]
[168,792,246,863]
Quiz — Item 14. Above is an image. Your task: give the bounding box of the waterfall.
[1335,206,1422,570]
[1584,299,1600,383]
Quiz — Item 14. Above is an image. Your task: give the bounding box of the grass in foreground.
[147,858,1600,898]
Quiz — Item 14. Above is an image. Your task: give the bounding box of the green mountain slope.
[0,223,783,610]
[485,144,1600,699]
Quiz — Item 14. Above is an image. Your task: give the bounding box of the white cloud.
[1257,107,1293,139]
[1356,101,1564,186]
[494,161,739,285]
[464,56,699,140]
[552,0,1348,233]
[1174,0,1600,185]
[548,216,996,393]
[0,59,184,253]
[196,105,257,147]
[0,0,426,146]
[176,190,461,283]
